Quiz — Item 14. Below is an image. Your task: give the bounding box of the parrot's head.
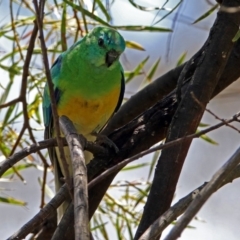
[85,26,125,68]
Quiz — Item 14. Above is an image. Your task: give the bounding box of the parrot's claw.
[95,134,119,153]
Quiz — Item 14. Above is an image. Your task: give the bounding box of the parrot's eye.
[98,38,104,47]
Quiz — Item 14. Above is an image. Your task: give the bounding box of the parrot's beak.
[106,50,119,67]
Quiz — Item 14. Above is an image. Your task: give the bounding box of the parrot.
[42,26,125,221]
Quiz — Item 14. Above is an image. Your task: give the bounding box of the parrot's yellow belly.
[58,86,120,138]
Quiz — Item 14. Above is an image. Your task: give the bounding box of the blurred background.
[0,0,240,239]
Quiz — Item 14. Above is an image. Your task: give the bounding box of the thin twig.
[191,92,240,133]
[0,98,21,109]
[0,138,57,177]
[9,125,26,156]
[0,138,107,177]
[40,163,48,209]
[206,108,240,133]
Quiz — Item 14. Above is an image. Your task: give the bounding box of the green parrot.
[42,26,125,220]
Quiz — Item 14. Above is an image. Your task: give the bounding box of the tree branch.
[0,139,107,177]
[7,184,69,240]
[59,116,89,240]
[165,146,240,240]
[139,164,240,240]
[134,1,240,238]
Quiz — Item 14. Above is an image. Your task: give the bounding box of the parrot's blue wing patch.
[43,54,63,139]
[43,55,62,124]
[43,87,61,127]
[51,54,62,82]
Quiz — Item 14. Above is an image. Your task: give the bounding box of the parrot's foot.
[95,134,119,153]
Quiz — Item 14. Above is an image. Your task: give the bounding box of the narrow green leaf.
[0,141,11,157]
[126,215,134,239]
[122,163,149,171]
[0,81,13,112]
[3,110,22,127]
[128,0,161,11]
[200,134,218,145]
[4,35,17,41]
[125,40,145,51]
[64,0,111,27]
[193,4,218,24]
[8,63,22,81]
[116,211,122,240]
[141,58,161,86]
[3,163,35,177]
[133,184,151,209]
[196,130,218,145]
[199,123,210,127]
[148,150,161,180]
[116,25,172,32]
[232,29,240,42]
[125,56,149,83]
[2,104,16,127]
[38,178,55,199]
[95,0,111,22]
[96,215,109,240]
[176,52,187,66]
[0,196,26,206]
[153,0,183,25]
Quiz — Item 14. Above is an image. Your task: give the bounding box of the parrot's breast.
[57,85,121,138]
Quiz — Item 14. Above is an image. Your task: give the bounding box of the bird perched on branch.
[42,26,125,220]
